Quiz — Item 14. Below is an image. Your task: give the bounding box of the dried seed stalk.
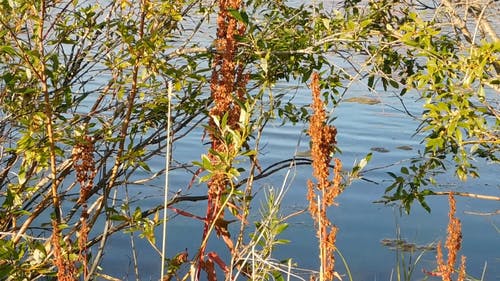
[51,220,77,281]
[72,135,96,279]
[199,0,248,277]
[436,193,466,281]
[458,256,466,281]
[307,72,342,281]
[206,0,247,240]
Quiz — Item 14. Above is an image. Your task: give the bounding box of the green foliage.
[0,0,206,278]
[0,0,498,279]
[244,189,292,281]
[369,3,499,211]
[194,101,256,184]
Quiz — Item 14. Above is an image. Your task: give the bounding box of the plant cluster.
[0,0,498,280]
[195,0,251,277]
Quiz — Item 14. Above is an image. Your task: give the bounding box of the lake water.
[0,1,497,280]
[92,1,499,279]
[101,81,499,280]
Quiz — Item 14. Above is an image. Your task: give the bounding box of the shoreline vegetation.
[0,0,498,280]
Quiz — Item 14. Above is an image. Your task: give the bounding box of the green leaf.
[358,153,372,170]
[228,8,249,25]
[241,150,256,157]
[110,214,128,221]
[367,75,375,89]
[400,167,409,175]
[275,239,290,245]
[385,181,399,193]
[199,174,213,183]
[197,154,213,171]
[0,45,17,56]
[456,166,467,181]
[387,172,398,178]
[275,223,289,234]
[417,194,431,213]
[139,161,151,172]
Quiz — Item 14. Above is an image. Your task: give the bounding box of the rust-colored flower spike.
[71,135,96,279]
[308,72,337,192]
[72,135,96,205]
[436,192,465,281]
[52,220,78,281]
[198,0,248,277]
[207,0,247,184]
[458,256,466,281]
[307,72,342,281]
[446,193,462,272]
[206,0,247,219]
[436,241,445,278]
[209,0,247,131]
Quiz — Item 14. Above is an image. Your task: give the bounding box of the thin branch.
[166,47,213,59]
[432,191,500,201]
[464,210,500,216]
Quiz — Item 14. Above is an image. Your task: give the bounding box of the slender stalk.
[37,0,61,224]
[335,248,353,281]
[317,195,324,281]
[160,81,173,280]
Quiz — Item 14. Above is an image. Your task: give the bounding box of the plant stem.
[160,81,173,280]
